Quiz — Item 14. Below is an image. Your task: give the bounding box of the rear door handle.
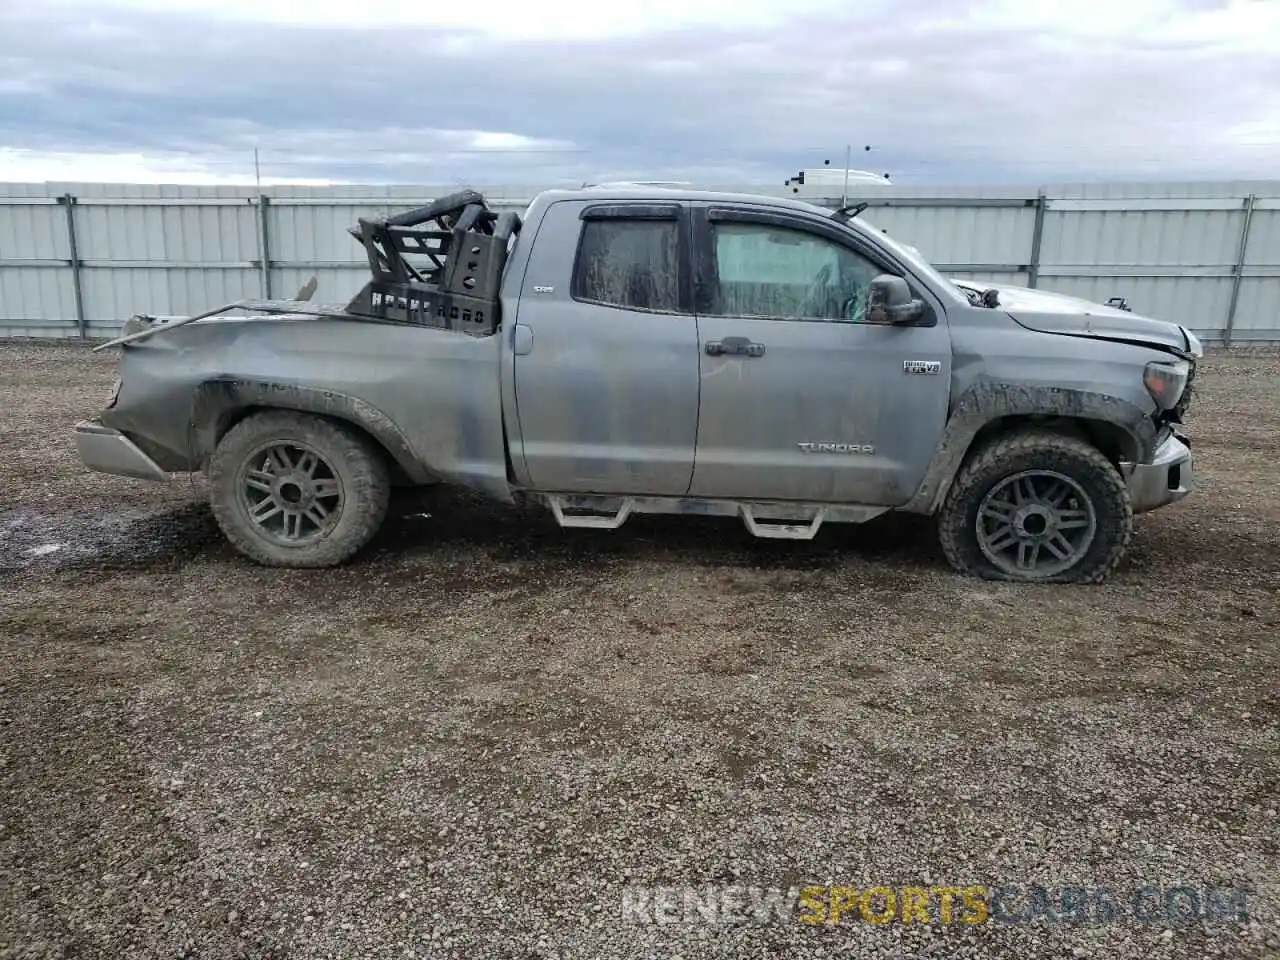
[706,337,765,358]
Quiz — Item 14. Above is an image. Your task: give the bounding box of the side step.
[738,505,826,540]
[547,496,634,529]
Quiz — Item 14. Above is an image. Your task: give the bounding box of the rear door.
[688,204,953,506]
[510,199,700,495]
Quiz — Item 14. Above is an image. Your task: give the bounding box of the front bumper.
[73,421,170,482]
[1121,430,1192,514]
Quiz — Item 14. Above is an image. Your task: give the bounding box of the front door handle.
[706,336,765,358]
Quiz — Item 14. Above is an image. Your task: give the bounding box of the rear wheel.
[937,430,1133,583]
[207,410,390,567]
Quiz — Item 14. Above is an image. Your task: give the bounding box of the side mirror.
[865,274,924,325]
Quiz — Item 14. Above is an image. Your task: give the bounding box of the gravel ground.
[0,338,1277,960]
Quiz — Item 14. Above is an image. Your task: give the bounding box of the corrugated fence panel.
[2,180,1280,341]
[74,199,258,262]
[1235,205,1280,338]
[79,267,261,329]
[1232,280,1280,341]
[862,202,1037,274]
[0,268,77,331]
[267,199,402,264]
[0,200,66,261]
[0,198,75,334]
[1244,206,1280,267]
[1032,198,1252,340]
[72,198,260,325]
[1042,207,1243,267]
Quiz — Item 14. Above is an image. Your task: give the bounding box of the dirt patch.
[0,338,1277,959]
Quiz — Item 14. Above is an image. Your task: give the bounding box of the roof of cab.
[529,184,838,218]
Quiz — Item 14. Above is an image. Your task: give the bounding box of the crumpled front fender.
[900,380,1158,515]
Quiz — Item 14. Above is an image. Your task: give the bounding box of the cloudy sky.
[1,0,1279,186]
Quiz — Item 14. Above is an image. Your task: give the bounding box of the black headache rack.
[343,189,521,336]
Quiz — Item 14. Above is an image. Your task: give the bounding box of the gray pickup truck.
[74,185,1200,583]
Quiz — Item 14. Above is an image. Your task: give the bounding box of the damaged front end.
[951,279,1202,514]
[1125,344,1199,514]
[1147,353,1198,428]
[1138,322,1201,443]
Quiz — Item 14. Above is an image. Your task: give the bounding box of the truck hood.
[953,281,1202,357]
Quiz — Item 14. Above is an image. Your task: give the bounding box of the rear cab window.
[570,204,685,313]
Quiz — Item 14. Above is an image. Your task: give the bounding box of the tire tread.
[938,429,1133,584]
[207,410,390,568]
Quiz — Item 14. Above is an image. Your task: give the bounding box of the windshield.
[847,215,967,303]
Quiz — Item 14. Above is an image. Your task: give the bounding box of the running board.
[529,493,886,538]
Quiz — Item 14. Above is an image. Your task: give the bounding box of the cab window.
[570,219,681,313]
[709,221,882,321]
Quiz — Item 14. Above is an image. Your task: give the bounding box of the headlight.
[1143,359,1189,410]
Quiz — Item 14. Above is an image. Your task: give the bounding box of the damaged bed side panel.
[100,313,513,502]
[190,380,429,483]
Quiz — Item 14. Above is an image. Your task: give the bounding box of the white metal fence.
[2,179,1278,343]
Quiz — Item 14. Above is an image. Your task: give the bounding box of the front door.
[688,206,952,506]
[510,199,700,495]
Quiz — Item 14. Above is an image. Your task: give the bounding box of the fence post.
[256,194,272,299]
[1224,193,1255,348]
[58,193,87,337]
[1027,190,1047,289]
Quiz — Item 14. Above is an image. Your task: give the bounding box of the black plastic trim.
[580,203,681,221]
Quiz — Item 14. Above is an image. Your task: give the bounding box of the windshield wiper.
[959,284,1001,308]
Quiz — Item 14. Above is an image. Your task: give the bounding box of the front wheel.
[937,430,1133,583]
[207,410,390,568]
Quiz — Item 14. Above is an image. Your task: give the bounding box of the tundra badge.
[797,442,875,455]
[904,360,941,375]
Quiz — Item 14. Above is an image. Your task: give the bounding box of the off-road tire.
[937,430,1133,584]
[207,410,390,568]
